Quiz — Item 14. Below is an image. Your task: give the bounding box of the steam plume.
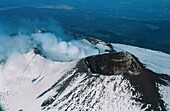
[0,18,98,61]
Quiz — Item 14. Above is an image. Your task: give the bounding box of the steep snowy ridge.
[0,42,170,111]
[40,73,145,111]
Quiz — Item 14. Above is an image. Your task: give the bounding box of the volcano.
[0,36,170,111]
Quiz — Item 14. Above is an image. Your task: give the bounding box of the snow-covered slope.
[112,43,170,75]
[0,42,170,111]
[0,51,77,111]
[0,50,145,111]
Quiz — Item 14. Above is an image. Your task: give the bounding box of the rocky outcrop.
[85,52,142,75]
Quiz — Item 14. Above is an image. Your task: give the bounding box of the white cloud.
[0,6,21,11]
[35,5,75,10]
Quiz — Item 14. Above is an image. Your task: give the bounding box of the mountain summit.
[0,37,170,111]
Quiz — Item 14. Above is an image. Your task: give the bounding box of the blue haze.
[0,0,170,62]
[0,0,170,20]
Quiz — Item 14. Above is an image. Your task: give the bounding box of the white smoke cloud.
[0,34,33,61]
[0,18,98,62]
[31,33,98,61]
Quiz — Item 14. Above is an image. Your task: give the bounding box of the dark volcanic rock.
[85,52,142,75]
